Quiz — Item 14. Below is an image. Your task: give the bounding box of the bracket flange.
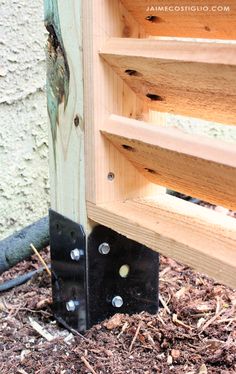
[87,225,159,327]
[50,210,87,332]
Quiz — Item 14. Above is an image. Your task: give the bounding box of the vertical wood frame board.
[83,0,163,205]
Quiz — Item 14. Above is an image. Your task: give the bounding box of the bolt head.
[98,242,110,255]
[112,296,123,308]
[66,300,80,312]
[66,300,76,312]
[70,248,82,261]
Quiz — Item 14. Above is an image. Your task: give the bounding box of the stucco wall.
[165,114,236,143]
[0,0,49,239]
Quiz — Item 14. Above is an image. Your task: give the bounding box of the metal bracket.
[87,225,159,327]
[49,210,87,332]
[50,210,159,332]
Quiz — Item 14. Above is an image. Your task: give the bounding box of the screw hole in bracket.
[119,264,130,278]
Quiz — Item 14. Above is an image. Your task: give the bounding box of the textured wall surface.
[0,0,49,239]
[165,114,236,143]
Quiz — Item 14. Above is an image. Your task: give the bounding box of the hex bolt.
[66,300,80,312]
[70,248,83,261]
[98,242,110,255]
[112,296,123,308]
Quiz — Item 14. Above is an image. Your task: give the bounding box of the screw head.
[98,242,110,255]
[66,300,80,312]
[107,172,115,181]
[112,296,123,308]
[70,248,83,261]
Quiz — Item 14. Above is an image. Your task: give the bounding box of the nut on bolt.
[66,300,80,312]
[112,296,123,308]
[70,248,83,261]
[98,242,110,255]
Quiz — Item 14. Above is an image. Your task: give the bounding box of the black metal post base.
[50,210,159,333]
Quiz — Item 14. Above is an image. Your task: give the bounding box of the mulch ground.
[0,247,235,374]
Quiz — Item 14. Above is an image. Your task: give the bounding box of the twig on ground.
[215,296,221,314]
[172,314,192,330]
[216,317,236,324]
[201,309,226,332]
[159,266,171,278]
[81,356,97,374]
[29,316,54,342]
[197,317,206,329]
[30,243,51,276]
[129,320,142,352]
[117,321,129,338]
[156,313,166,326]
[20,307,52,317]
[159,294,171,315]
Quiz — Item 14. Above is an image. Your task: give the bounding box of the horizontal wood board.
[121,0,236,39]
[102,115,236,210]
[88,196,236,288]
[100,38,236,125]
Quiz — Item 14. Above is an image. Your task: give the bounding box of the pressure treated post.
[44,0,86,226]
[44,0,89,331]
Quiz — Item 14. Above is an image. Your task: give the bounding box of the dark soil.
[0,247,235,374]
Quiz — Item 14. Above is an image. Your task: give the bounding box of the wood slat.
[101,115,236,210]
[121,0,236,39]
[87,196,236,288]
[100,38,236,125]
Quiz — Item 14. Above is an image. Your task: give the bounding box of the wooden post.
[45,0,86,226]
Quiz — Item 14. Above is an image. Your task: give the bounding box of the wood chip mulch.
[0,248,235,374]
